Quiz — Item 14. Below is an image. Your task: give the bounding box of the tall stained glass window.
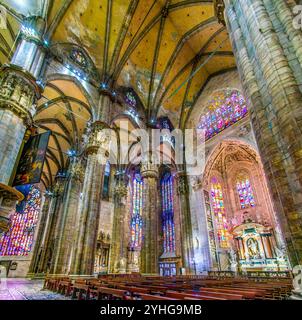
[211,179,229,248]
[102,161,110,200]
[130,173,143,249]
[198,90,248,140]
[236,177,255,209]
[161,172,176,253]
[0,185,41,256]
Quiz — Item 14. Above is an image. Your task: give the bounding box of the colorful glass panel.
[236,177,256,209]
[125,91,136,108]
[70,49,87,67]
[198,90,248,140]
[161,172,176,253]
[211,180,229,248]
[0,185,41,256]
[130,173,143,249]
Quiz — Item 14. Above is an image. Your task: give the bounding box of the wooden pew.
[137,294,179,301]
[165,291,226,301]
[90,287,128,300]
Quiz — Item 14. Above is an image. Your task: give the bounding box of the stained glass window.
[161,172,176,253]
[198,90,248,140]
[0,185,41,256]
[211,179,229,248]
[236,177,255,209]
[70,49,87,67]
[130,173,143,249]
[125,91,136,108]
[102,161,110,200]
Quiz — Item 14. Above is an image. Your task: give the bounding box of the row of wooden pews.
[44,274,293,300]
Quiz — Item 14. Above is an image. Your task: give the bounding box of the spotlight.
[67,149,77,157]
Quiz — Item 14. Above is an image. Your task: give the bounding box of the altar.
[232,222,289,272]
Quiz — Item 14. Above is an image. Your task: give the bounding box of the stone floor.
[0,278,70,300]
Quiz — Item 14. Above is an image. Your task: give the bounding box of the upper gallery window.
[0,185,41,256]
[198,90,248,140]
[70,49,87,68]
[236,176,256,209]
[125,91,137,108]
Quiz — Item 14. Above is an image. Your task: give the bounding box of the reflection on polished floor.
[0,279,70,300]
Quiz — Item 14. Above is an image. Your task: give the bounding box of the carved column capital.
[0,67,41,125]
[141,157,159,179]
[85,121,110,156]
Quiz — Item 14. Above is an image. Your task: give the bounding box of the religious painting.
[13,131,51,186]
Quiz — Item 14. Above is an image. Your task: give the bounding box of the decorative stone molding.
[70,161,85,182]
[0,66,40,125]
[114,184,128,199]
[141,161,159,179]
[52,179,66,197]
[140,150,159,179]
[85,121,110,156]
[214,0,226,26]
[177,173,189,195]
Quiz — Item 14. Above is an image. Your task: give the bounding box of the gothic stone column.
[177,171,194,273]
[50,161,84,274]
[0,45,45,185]
[72,121,109,275]
[0,16,46,232]
[28,194,51,276]
[224,0,302,266]
[109,172,128,273]
[140,162,159,275]
[36,178,65,273]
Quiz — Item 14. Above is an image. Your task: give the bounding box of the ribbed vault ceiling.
[0,0,236,188]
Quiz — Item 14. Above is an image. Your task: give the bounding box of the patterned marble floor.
[0,278,70,300]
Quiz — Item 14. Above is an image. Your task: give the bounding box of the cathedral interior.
[0,0,301,301]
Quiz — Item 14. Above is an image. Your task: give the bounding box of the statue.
[228,248,238,274]
[246,238,260,259]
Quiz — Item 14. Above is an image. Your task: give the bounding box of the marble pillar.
[109,171,128,273]
[177,171,194,273]
[72,121,110,275]
[28,194,51,275]
[50,161,84,274]
[36,178,66,273]
[224,0,302,266]
[0,16,46,232]
[140,162,159,275]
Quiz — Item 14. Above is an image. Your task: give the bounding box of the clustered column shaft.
[224,0,302,265]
